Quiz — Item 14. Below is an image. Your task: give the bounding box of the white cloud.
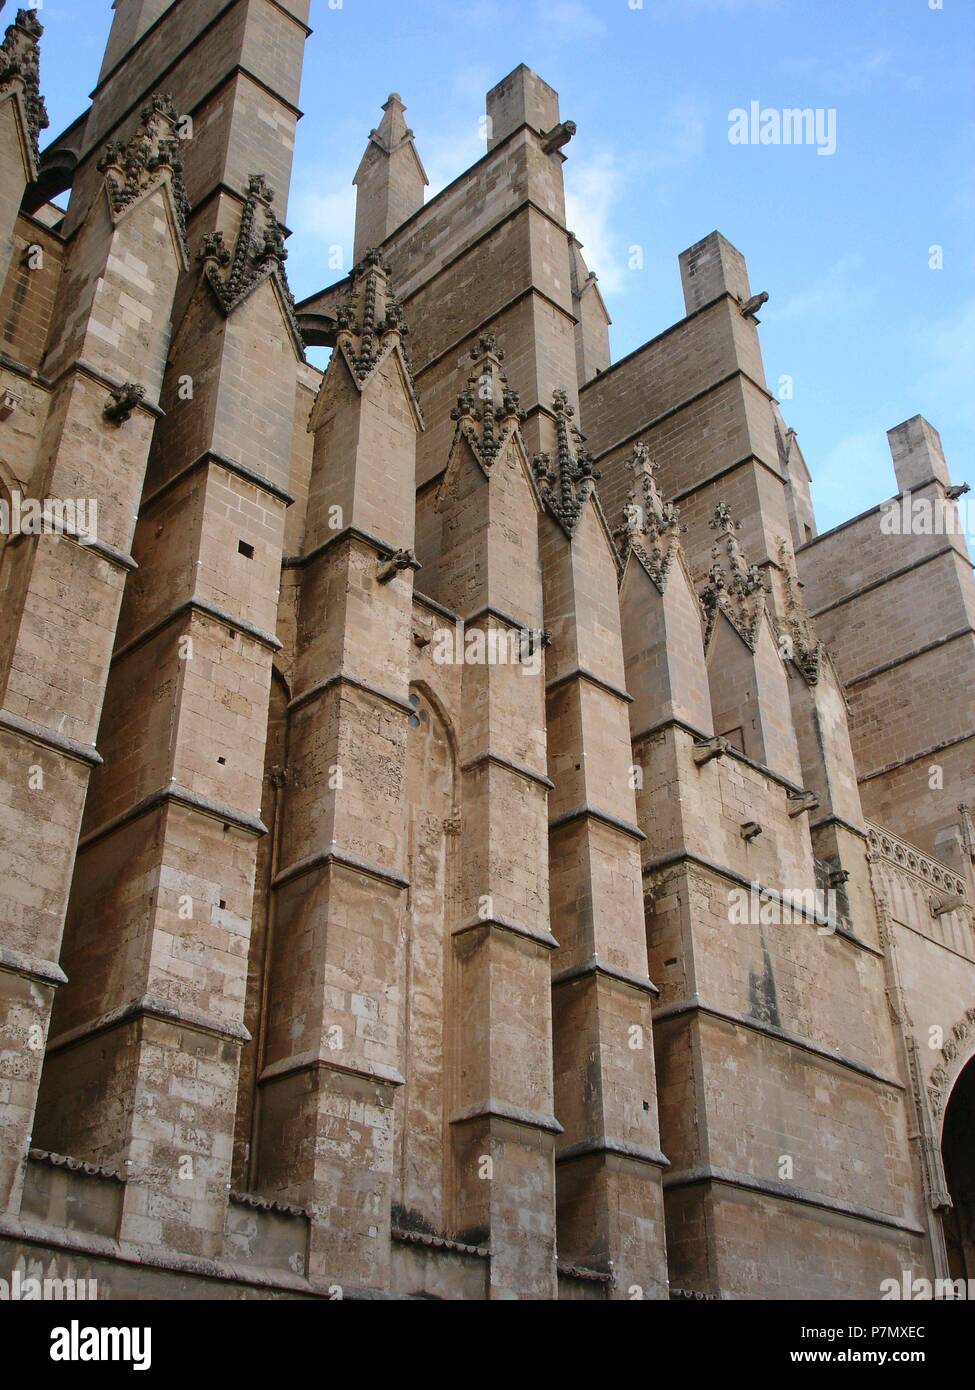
[913,294,975,430]
[644,95,708,170]
[653,0,785,15]
[534,0,607,40]
[287,167,356,291]
[424,123,487,199]
[812,428,894,529]
[565,152,626,295]
[780,46,896,93]
[769,253,869,324]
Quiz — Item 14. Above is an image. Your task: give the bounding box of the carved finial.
[449,332,525,475]
[324,252,420,412]
[777,536,822,683]
[96,93,189,248]
[613,442,685,591]
[198,231,231,269]
[331,248,411,383]
[201,171,303,358]
[710,501,739,538]
[0,6,48,164]
[701,502,766,647]
[471,332,503,363]
[532,387,600,538]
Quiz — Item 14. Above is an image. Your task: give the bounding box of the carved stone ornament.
[612,442,685,592]
[777,536,822,683]
[0,7,48,168]
[103,381,146,426]
[928,1005,975,1119]
[449,333,527,476]
[532,387,600,538]
[97,93,190,253]
[316,249,422,428]
[200,173,304,358]
[700,501,767,648]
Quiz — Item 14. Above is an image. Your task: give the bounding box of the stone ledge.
[284,524,401,570]
[0,1214,391,1301]
[644,850,880,948]
[288,673,414,718]
[653,995,904,1091]
[556,1136,669,1169]
[453,913,559,951]
[460,751,555,790]
[551,955,658,997]
[273,846,409,892]
[546,666,634,704]
[450,1101,564,1136]
[663,1165,926,1236]
[0,945,67,987]
[0,708,102,768]
[846,626,975,690]
[45,994,252,1055]
[549,803,645,843]
[229,1190,307,1220]
[558,1260,613,1284]
[140,448,296,513]
[258,1052,406,1089]
[78,783,268,852]
[111,597,283,664]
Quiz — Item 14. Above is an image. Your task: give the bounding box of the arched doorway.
[942,1056,975,1282]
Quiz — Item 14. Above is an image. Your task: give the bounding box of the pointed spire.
[373,93,410,151]
[532,388,600,538]
[700,502,766,647]
[353,93,428,262]
[613,443,685,591]
[449,333,526,474]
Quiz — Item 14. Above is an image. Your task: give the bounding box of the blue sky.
[36,0,975,533]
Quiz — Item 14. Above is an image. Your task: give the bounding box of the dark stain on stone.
[748,932,781,1029]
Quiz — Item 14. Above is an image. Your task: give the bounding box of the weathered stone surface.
[0,13,972,1300]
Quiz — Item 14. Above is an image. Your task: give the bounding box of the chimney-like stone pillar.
[888,415,951,492]
[486,65,560,151]
[679,230,752,314]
